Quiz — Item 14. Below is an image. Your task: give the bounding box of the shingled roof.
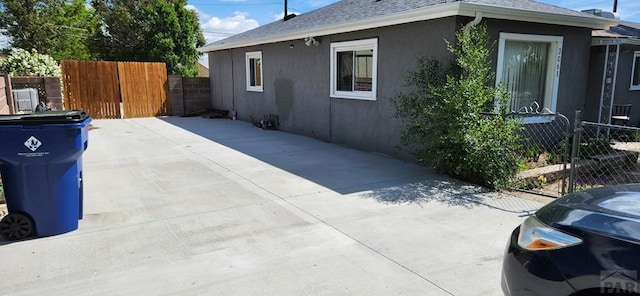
[592,21,640,45]
[199,0,617,52]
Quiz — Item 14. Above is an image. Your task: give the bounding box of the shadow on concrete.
[157,117,539,212]
[360,178,543,215]
[359,177,489,207]
[158,117,474,198]
[0,236,36,245]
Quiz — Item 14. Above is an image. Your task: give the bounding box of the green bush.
[392,24,522,190]
[521,139,545,162]
[0,48,61,77]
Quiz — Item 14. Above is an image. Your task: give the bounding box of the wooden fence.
[61,60,169,119]
[0,75,13,115]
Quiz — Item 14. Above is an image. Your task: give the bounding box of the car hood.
[535,184,640,243]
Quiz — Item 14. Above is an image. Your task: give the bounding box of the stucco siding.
[210,39,332,141]
[208,16,593,158]
[584,46,605,122]
[482,18,593,123]
[329,17,457,157]
[209,17,458,158]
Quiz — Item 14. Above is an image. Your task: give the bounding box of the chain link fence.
[502,109,640,198]
[510,112,571,197]
[569,117,640,193]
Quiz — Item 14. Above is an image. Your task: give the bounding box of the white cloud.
[186,4,211,21]
[273,11,299,22]
[201,11,259,44]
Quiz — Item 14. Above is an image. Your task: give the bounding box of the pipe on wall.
[464,11,484,35]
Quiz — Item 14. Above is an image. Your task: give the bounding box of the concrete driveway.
[0,117,543,295]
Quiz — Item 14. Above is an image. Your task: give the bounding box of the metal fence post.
[561,115,572,195]
[568,110,582,193]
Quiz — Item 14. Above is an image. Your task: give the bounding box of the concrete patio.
[0,117,543,295]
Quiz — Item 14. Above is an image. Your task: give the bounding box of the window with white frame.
[330,38,378,100]
[246,51,263,92]
[496,33,563,113]
[631,51,640,90]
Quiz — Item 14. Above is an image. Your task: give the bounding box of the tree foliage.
[392,24,522,190]
[0,0,204,75]
[89,0,205,76]
[0,0,96,61]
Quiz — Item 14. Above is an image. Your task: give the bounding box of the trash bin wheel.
[0,212,34,240]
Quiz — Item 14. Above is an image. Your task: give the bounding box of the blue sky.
[187,0,339,44]
[188,0,640,45]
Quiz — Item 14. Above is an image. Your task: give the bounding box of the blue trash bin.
[0,110,91,240]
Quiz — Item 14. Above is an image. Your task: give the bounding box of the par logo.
[601,270,638,293]
[24,136,42,152]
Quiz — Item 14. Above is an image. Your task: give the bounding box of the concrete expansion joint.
[259,185,456,296]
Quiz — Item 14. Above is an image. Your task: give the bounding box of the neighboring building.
[197,56,209,78]
[584,21,640,125]
[199,0,615,159]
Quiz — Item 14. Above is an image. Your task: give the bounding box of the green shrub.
[521,139,544,162]
[392,24,522,190]
[0,48,61,77]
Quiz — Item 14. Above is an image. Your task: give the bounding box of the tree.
[0,0,96,61]
[392,24,522,190]
[89,0,205,76]
[50,0,98,60]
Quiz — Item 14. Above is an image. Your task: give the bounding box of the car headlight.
[517,216,583,251]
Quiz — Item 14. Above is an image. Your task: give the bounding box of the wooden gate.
[118,62,170,118]
[61,60,170,119]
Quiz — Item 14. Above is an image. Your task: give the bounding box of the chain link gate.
[569,111,640,193]
[510,110,571,198]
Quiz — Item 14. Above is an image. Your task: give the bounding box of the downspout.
[329,35,333,143]
[228,48,236,119]
[464,11,483,35]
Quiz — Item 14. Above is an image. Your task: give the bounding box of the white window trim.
[245,51,263,92]
[495,33,563,124]
[330,38,378,101]
[631,51,640,91]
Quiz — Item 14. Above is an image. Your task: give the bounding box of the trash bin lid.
[0,110,90,125]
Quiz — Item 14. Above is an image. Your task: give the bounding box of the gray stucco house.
[584,21,640,125]
[199,0,616,159]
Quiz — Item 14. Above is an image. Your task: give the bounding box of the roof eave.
[457,2,617,30]
[199,1,618,53]
[592,37,640,46]
[198,2,461,52]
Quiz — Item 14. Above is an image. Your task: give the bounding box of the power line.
[188,2,280,6]
[202,31,235,36]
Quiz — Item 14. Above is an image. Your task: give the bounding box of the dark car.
[502,184,640,296]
